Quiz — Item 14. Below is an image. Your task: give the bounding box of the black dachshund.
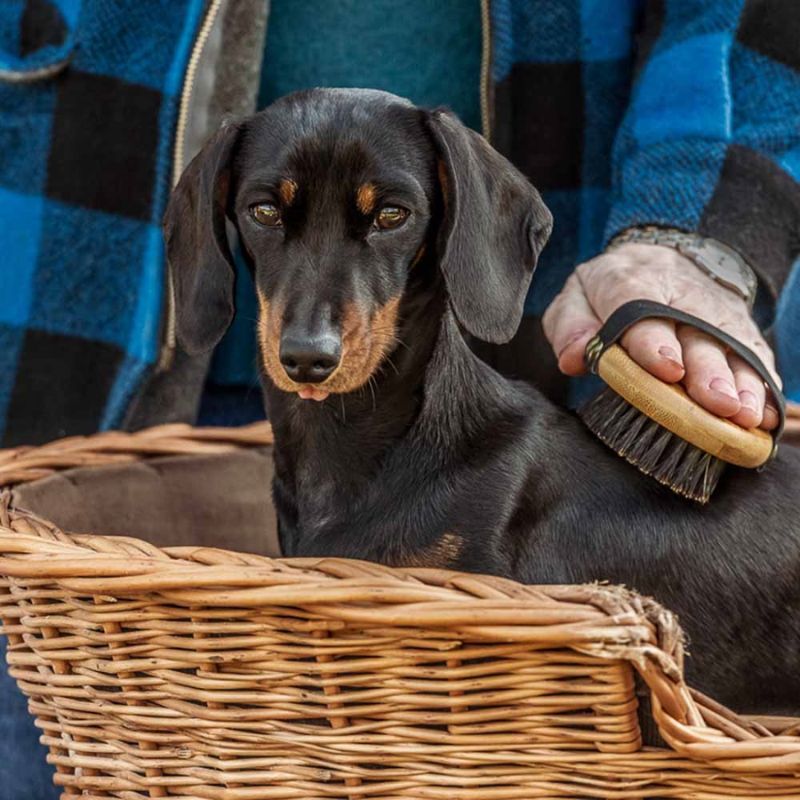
[165,88,800,714]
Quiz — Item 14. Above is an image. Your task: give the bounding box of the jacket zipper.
[159,0,224,370]
[479,0,492,141]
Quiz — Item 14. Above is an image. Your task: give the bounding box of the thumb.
[542,273,602,376]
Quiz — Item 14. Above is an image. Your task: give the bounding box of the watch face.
[691,243,754,301]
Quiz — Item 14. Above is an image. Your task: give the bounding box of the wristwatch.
[607,226,758,310]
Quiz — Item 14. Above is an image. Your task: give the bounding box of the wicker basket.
[0,423,798,799]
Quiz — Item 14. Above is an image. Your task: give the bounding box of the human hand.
[542,243,781,430]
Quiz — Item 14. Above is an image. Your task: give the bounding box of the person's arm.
[607,0,800,299]
[544,0,800,430]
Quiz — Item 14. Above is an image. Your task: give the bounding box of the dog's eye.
[374,206,409,231]
[250,203,283,227]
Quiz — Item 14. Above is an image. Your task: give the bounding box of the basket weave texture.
[0,423,798,799]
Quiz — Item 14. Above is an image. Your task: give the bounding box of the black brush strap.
[584,299,786,453]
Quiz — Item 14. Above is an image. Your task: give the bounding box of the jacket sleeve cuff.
[604,142,800,301]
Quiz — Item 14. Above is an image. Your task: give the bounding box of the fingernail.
[738,390,759,412]
[658,346,683,368]
[709,378,738,400]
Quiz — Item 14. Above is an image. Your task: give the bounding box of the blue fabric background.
[0,659,56,799]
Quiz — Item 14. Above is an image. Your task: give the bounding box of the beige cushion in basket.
[11,447,280,556]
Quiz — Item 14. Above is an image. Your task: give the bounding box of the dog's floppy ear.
[163,120,242,355]
[425,110,552,343]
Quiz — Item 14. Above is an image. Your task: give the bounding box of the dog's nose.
[279,334,341,384]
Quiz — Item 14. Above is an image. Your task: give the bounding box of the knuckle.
[563,271,584,293]
[687,345,728,372]
[679,325,713,349]
[574,258,604,281]
[625,323,666,351]
[735,368,763,391]
[593,275,646,310]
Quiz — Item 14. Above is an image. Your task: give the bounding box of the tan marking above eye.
[374,206,409,230]
[356,183,377,215]
[279,178,297,206]
[250,203,283,227]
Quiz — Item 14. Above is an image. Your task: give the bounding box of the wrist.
[607,226,758,311]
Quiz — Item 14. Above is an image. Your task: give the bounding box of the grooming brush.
[579,300,786,503]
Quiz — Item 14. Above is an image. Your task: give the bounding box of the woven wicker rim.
[0,422,798,785]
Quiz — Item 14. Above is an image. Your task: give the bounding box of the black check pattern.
[3,332,122,446]
[0,0,207,445]
[738,0,800,71]
[497,61,584,192]
[46,71,162,221]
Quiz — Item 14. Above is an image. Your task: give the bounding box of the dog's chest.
[278,434,532,568]
[295,470,342,534]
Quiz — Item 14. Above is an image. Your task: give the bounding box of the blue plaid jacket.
[491,0,800,400]
[0,0,206,445]
[0,0,798,448]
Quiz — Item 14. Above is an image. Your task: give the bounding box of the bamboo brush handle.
[597,345,774,468]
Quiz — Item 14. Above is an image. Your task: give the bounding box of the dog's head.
[164,88,552,400]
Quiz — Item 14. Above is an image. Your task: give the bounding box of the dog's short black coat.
[165,88,800,715]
